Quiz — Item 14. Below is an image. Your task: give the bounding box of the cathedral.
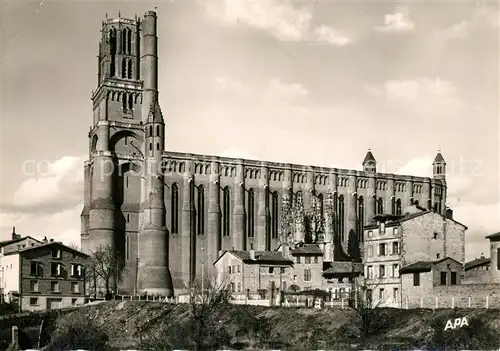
[80,11,448,296]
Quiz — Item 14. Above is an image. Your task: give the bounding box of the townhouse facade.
[0,235,89,312]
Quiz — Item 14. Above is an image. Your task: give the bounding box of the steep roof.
[464,257,490,271]
[433,152,445,164]
[362,150,376,165]
[146,95,164,123]
[290,243,323,256]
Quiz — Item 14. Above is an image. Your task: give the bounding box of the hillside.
[2,301,500,350]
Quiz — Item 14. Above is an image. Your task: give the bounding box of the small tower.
[362,149,376,173]
[433,151,446,180]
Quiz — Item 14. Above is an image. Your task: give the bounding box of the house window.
[296,256,301,264]
[393,228,398,235]
[367,265,373,279]
[304,269,312,282]
[440,272,447,285]
[71,264,82,277]
[392,242,399,255]
[51,248,61,259]
[379,288,384,299]
[30,280,39,292]
[237,265,241,273]
[51,281,59,292]
[231,282,235,292]
[269,267,274,274]
[228,266,232,274]
[413,273,420,286]
[379,265,385,277]
[30,262,39,275]
[368,231,373,238]
[393,288,398,301]
[436,253,440,259]
[392,264,399,278]
[367,245,373,257]
[433,232,438,239]
[314,256,318,264]
[379,243,386,256]
[237,282,241,292]
[71,282,79,293]
[72,298,78,306]
[280,267,285,274]
[29,297,38,306]
[451,272,457,285]
[305,256,311,264]
[51,263,61,276]
[293,275,297,282]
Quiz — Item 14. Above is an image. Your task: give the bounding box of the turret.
[137,10,173,297]
[362,149,376,174]
[433,151,446,181]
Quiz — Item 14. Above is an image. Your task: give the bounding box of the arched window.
[396,199,402,216]
[149,143,152,151]
[337,195,345,242]
[433,202,438,212]
[126,28,132,54]
[197,185,204,235]
[128,93,133,109]
[156,143,159,150]
[247,188,254,238]
[149,126,153,136]
[121,29,127,53]
[377,197,384,214]
[109,28,117,76]
[121,58,126,78]
[357,196,364,242]
[223,187,230,237]
[156,125,160,136]
[391,197,396,215]
[122,94,127,111]
[171,183,179,234]
[271,191,279,239]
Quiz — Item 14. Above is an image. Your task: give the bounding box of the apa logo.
[444,317,469,331]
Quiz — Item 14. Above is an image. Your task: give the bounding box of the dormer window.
[51,263,61,276]
[433,232,438,239]
[71,264,82,277]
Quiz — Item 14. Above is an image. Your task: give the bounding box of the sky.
[0,0,499,261]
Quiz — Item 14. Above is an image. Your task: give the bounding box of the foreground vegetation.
[2,300,499,350]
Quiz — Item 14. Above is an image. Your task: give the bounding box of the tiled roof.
[290,243,323,256]
[227,250,293,265]
[3,241,89,257]
[323,261,363,275]
[486,231,500,240]
[464,257,490,270]
[365,209,467,230]
[400,257,462,274]
[0,236,42,248]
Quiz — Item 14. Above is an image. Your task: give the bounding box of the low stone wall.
[404,283,500,309]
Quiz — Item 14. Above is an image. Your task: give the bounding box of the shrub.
[44,313,112,351]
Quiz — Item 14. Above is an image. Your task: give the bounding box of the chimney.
[445,208,453,220]
[49,239,54,243]
[12,227,16,240]
[43,236,48,243]
[249,243,256,261]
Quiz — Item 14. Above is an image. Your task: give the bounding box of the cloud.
[435,21,470,42]
[0,155,85,247]
[366,77,464,118]
[374,8,415,33]
[205,1,351,46]
[313,25,352,46]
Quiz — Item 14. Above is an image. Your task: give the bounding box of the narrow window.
[197,185,205,235]
[223,187,230,236]
[413,273,420,286]
[125,234,130,260]
[156,143,159,150]
[149,126,153,136]
[121,58,126,78]
[318,193,324,219]
[271,191,279,239]
[357,196,364,242]
[128,93,133,109]
[127,59,132,79]
[171,183,179,234]
[247,188,254,238]
[451,272,457,285]
[377,197,384,214]
[391,197,396,214]
[122,94,127,111]
[396,199,402,215]
[338,195,345,241]
[126,28,132,54]
[440,272,447,285]
[127,213,130,222]
[156,125,160,136]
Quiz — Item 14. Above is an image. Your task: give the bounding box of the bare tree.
[87,245,126,299]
